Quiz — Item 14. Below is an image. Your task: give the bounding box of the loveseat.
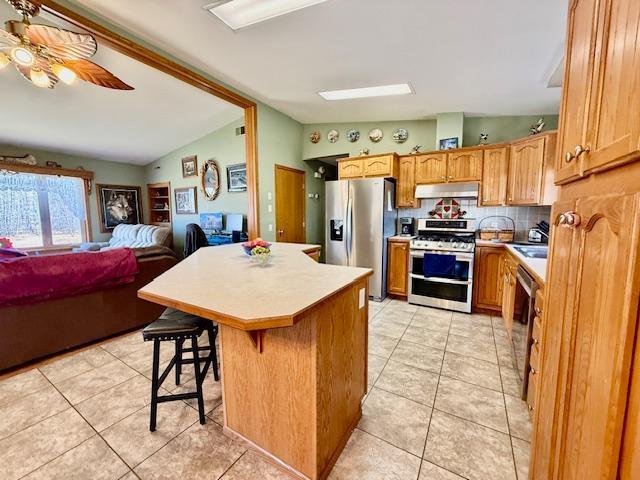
[0,246,177,371]
[76,223,172,251]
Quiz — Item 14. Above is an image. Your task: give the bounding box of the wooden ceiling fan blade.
[26,24,97,60]
[63,59,134,90]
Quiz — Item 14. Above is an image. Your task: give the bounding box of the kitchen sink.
[512,246,548,259]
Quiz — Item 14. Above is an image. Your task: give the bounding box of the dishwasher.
[515,265,539,400]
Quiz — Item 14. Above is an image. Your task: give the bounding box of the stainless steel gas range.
[408,218,477,313]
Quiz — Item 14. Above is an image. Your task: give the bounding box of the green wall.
[462,115,559,147]
[302,120,437,160]
[144,116,246,255]
[0,144,146,242]
[436,112,465,149]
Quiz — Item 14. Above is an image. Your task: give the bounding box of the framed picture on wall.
[439,137,459,150]
[175,187,198,215]
[96,184,143,233]
[226,163,247,192]
[181,155,198,178]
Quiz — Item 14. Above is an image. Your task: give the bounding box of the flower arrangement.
[0,237,13,248]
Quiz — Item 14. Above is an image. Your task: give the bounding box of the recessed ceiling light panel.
[204,0,330,31]
[318,83,414,101]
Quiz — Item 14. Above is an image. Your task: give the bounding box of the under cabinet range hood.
[415,182,479,199]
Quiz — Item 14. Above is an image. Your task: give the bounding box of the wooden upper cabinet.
[480,146,509,206]
[557,0,640,184]
[387,240,409,296]
[363,154,395,177]
[508,133,557,206]
[415,153,447,184]
[472,246,504,310]
[555,0,599,184]
[338,159,363,179]
[582,0,640,177]
[509,137,546,205]
[338,154,398,179]
[446,149,483,182]
[396,156,419,208]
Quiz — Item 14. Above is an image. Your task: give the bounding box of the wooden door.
[530,199,577,479]
[275,165,306,243]
[363,154,394,177]
[446,149,483,182]
[555,0,600,184]
[480,146,509,206]
[415,153,447,184]
[508,137,545,205]
[396,157,419,208]
[556,193,640,479]
[472,246,504,310]
[387,240,409,296]
[338,159,363,179]
[582,0,640,176]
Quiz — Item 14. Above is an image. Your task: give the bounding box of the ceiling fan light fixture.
[10,45,35,67]
[29,67,49,88]
[0,52,10,69]
[51,63,76,84]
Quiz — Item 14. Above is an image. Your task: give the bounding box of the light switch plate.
[359,288,365,309]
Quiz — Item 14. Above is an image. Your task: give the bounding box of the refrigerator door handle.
[346,193,353,265]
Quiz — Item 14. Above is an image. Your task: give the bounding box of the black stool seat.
[143,308,219,432]
[142,310,204,340]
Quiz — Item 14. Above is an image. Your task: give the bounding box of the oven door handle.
[410,273,473,285]
[410,250,474,261]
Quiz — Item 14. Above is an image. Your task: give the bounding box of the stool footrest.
[157,392,199,403]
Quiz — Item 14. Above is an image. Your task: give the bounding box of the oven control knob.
[437,242,443,248]
[452,242,458,249]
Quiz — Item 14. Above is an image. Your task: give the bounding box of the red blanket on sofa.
[0,248,139,307]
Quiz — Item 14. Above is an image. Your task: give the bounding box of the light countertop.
[138,243,372,330]
[476,240,547,284]
[389,235,415,241]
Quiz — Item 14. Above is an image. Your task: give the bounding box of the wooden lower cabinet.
[387,240,409,297]
[530,193,640,479]
[500,254,518,338]
[472,246,504,311]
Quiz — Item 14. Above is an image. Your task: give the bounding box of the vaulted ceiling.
[71,0,568,123]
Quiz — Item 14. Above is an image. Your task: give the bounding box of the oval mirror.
[201,159,220,201]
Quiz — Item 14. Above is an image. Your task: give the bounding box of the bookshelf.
[147,182,172,228]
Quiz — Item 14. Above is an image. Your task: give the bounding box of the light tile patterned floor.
[0,300,531,479]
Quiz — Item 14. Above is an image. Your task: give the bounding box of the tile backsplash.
[399,199,551,242]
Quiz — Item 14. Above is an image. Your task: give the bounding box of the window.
[0,171,88,249]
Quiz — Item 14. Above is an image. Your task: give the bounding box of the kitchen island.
[138,243,372,479]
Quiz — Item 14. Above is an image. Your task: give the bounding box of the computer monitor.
[225,214,243,233]
[200,213,223,233]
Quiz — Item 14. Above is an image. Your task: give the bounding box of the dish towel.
[423,253,456,278]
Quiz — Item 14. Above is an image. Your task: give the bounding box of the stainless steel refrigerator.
[325,178,397,301]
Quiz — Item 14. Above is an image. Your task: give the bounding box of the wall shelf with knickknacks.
[147,182,172,229]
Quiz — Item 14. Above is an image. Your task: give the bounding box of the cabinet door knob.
[564,151,575,163]
[574,144,591,158]
[448,175,453,179]
[528,404,534,412]
[563,211,581,228]
[532,338,539,345]
[441,176,446,180]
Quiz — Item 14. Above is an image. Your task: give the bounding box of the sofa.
[0,246,177,371]
[76,224,172,251]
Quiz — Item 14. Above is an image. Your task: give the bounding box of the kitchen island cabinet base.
[220,279,369,480]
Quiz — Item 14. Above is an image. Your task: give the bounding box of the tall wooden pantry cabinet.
[529,0,640,478]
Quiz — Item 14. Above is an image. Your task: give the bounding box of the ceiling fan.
[0,0,133,90]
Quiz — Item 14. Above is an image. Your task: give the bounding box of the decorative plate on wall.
[327,129,339,143]
[310,131,321,144]
[347,129,360,143]
[201,159,220,201]
[368,128,383,143]
[393,128,409,144]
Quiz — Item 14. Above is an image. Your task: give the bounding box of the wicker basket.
[478,216,515,243]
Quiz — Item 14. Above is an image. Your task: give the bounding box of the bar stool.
[142,308,219,431]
